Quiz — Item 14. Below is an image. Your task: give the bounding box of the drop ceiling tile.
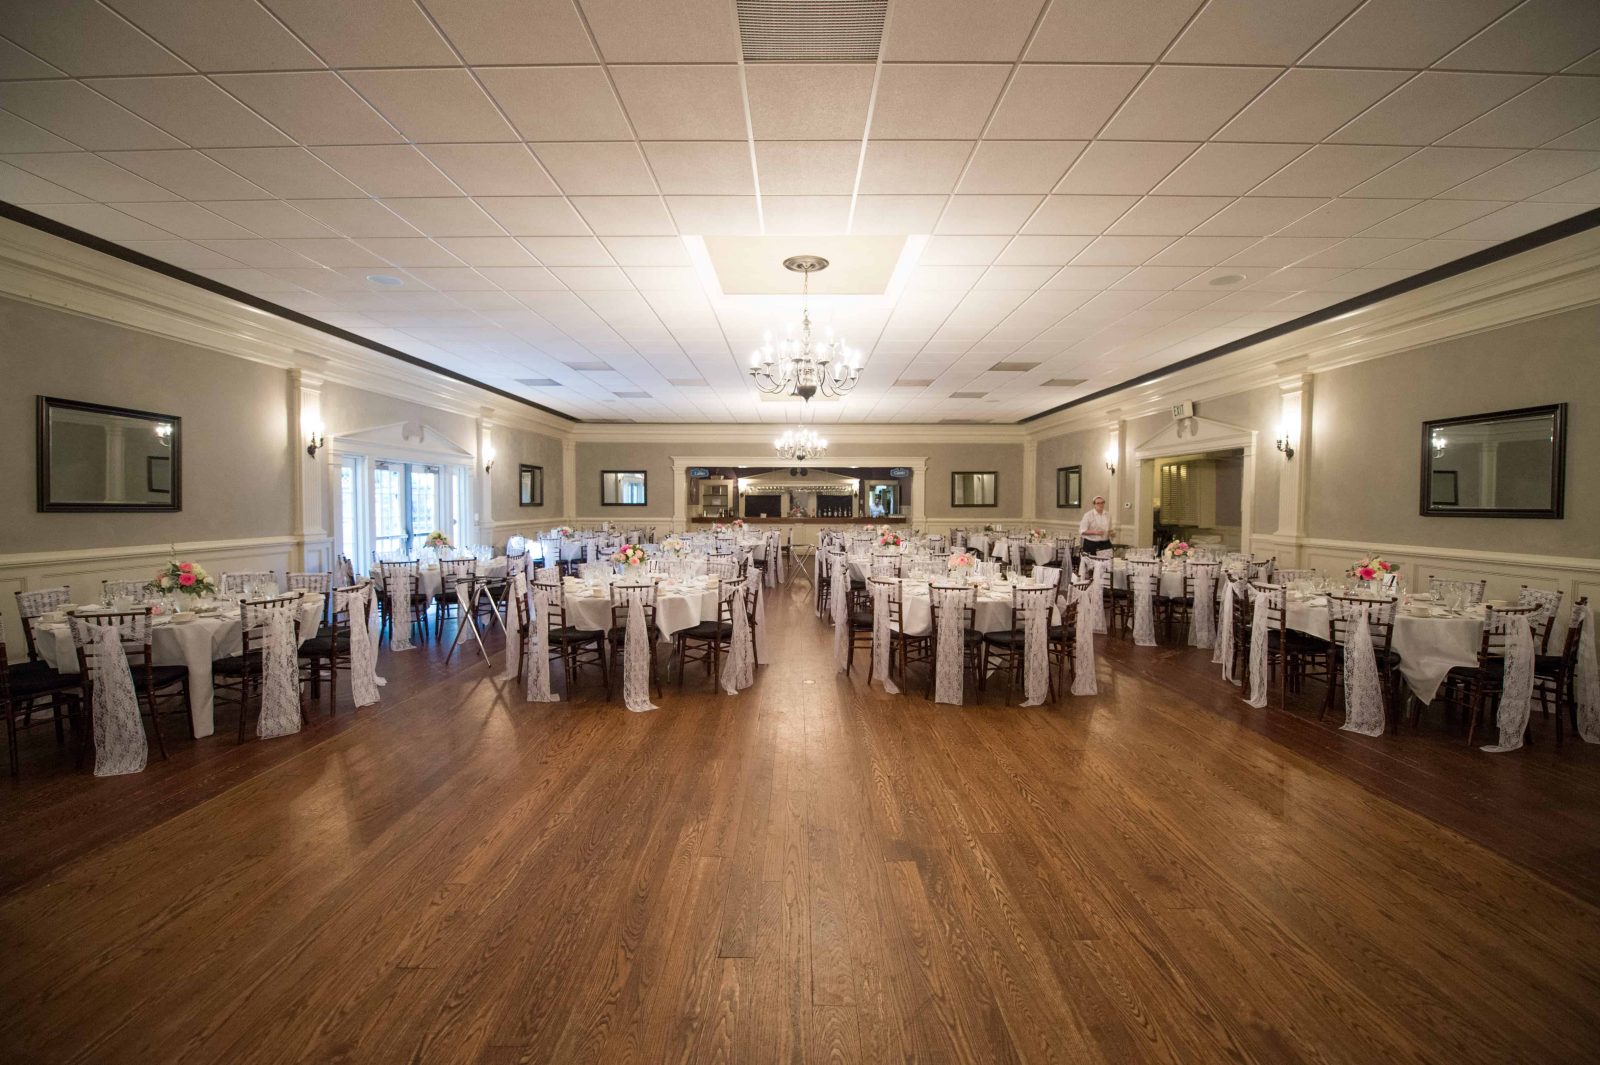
[416,143,558,197]
[1440,77,1600,149]
[422,236,528,266]
[97,150,271,200]
[1329,72,1541,145]
[1292,237,1419,268]
[857,140,973,195]
[210,74,396,146]
[1277,197,1418,236]
[197,200,334,237]
[343,68,518,143]
[1438,0,1600,73]
[851,195,948,234]
[986,65,1145,139]
[934,194,1043,234]
[1056,141,1196,195]
[478,66,633,141]
[287,198,421,237]
[1191,196,1327,235]
[1365,238,1497,270]
[1144,235,1258,265]
[974,264,1058,289]
[1301,0,1517,69]
[1101,66,1279,140]
[1023,194,1139,234]
[391,267,498,291]
[870,64,1010,139]
[577,0,738,62]
[762,195,852,234]
[1071,235,1174,265]
[639,141,755,196]
[663,195,760,235]
[203,147,366,197]
[1109,265,1208,289]
[357,237,466,266]
[1152,142,1307,196]
[0,81,183,150]
[1169,0,1363,63]
[1175,266,1278,291]
[1436,200,1597,241]
[195,266,313,292]
[312,145,462,198]
[24,201,175,240]
[922,235,1012,265]
[1356,199,1509,238]
[609,65,748,140]
[109,0,324,71]
[1546,117,1600,151]
[110,199,256,238]
[0,0,188,75]
[0,159,88,203]
[88,76,292,147]
[0,111,77,154]
[519,236,614,264]
[1,152,179,201]
[273,237,389,268]
[476,265,565,289]
[1531,167,1600,203]
[569,196,676,236]
[623,266,700,290]
[1105,195,1231,235]
[1346,147,1520,199]
[958,140,1086,194]
[754,140,861,195]
[1026,0,1203,61]
[256,0,457,66]
[1249,144,1416,197]
[1220,235,1341,267]
[0,35,65,79]
[546,265,629,290]
[119,238,242,270]
[882,0,1045,61]
[1217,69,1412,143]
[601,236,689,266]
[531,142,657,195]
[745,64,875,140]
[425,0,597,63]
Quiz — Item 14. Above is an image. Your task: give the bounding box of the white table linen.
[558,578,769,663]
[894,580,1060,637]
[1286,595,1483,703]
[375,558,509,599]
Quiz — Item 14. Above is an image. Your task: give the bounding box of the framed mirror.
[1421,404,1565,518]
[601,469,647,506]
[519,464,544,507]
[1056,465,1082,508]
[951,470,997,508]
[37,396,182,512]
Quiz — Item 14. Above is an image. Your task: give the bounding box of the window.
[338,454,363,567]
[374,460,446,556]
[601,470,647,506]
[1056,466,1081,508]
[951,471,997,507]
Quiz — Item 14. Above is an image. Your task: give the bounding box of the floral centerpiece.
[147,559,217,598]
[553,525,573,538]
[878,531,903,548]
[1349,553,1398,582]
[947,552,975,573]
[1163,540,1192,560]
[661,536,685,555]
[1027,527,1047,543]
[611,544,647,568]
[424,530,451,550]
[732,518,745,529]
[712,522,727,533]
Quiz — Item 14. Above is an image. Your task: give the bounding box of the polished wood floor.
[2,582,1598,1064]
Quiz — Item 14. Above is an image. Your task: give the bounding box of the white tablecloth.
[1286,596,1484,704]
[895,581,1060,637]
[34,595,325,738]
[558,578,769,662]
[1105,560,1187,599]
[377,558,508,599]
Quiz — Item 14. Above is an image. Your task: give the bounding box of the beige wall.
[1308,303,1599,557]
[491,424,564,523]
[1036,425,1114,525]
[0,295,294,551]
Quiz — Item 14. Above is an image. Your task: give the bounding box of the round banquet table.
[556,577,769,662]
[33,594,326,738]
[1101,559,1187,599]
[376,557,508,599]
[893,580,1062,637]
[1285,594,1485,704]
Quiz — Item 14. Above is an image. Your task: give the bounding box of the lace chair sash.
[1129,562,1157,647]
[1575,603,1598,744]
[1070,580,1097,696]
[831,554,850,672]
[1336,601,1385,738]
[86,623,148,777]
[1017,587,1051,707]
[1481,611,1535,753]
[526,581,558,703]
[387,572,417,652]
[722,580,757,694]
[869,578,900,695]
[614,583,658,713]
[931,585,970,705]
[1246,585,1273,708]
[1213,578,1244,684]
[256,607,302,739]
[1187,565,1216,649]
[497,571,528,684]
[337,584,385,707]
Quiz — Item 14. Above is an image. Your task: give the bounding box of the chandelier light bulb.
[748,255,863,404]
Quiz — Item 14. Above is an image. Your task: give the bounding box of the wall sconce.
[154,422,173,448]
[483,442,497,474]
[1103,444,1117,476]
[303,416,325,458]
[1276,414,1297,460]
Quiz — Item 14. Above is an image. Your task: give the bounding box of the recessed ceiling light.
[365,274,404,286]
[516,377,560,387]
[1209,273,1246,286]
[988,361,1039,372]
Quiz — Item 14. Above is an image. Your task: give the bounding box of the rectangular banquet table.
[34,594,326,738]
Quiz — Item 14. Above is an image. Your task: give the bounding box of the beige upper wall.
[0,295,294,550]
[1307,302,1599,557]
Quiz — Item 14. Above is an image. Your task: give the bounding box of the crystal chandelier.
[748,255,861,401]
[774,427,827,462]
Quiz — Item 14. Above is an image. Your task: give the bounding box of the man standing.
[1079,495,1112,556]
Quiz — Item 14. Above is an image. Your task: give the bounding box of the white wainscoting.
[0,535,308,662]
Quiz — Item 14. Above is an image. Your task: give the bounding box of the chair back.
[929,582,975,636]
[240,594,301,658]
[378,560,420,592]
[438,558,475,598]
[1125,547,1156,561]
[1009,585,1054,643]
[870,553,901,578]
[608,580,658,632]
[1327,594,1397,656]
[1183,561,1221,601]
[706,555,739,581]
[1429,576,1486,605]
[1556,597,1589,672]
[14,586,71,661]
[286,572,330,594]
[538,536,564,568]
[533,565,561,589]
[1125,558,1161,596]
[1478,604,1541,662]
[1275,568,1316,586]
[1517,586,1564,652]
[221,571,277,596]
[1248,557,1275,581]
[1248,582,1286,635]
[70,609,154,678]
[101,579,149,603]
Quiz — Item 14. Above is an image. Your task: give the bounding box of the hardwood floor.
[2,581,1598,1064]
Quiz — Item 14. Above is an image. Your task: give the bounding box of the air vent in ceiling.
[1043,378,1086,387]
[737,0,888,62]
[892,378,934,388]
[989,361,1039,372]
[517,377,560,387]
[614,391,651,399]
[950,391,987,399]
[563,360,611,371]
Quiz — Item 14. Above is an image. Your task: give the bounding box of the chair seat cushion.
[680,619,732,641]
[1269,629,1329,651]
[5,661,80,698]
[981,630,1025,647]
[136,664,189,689]
[1535,654,1565,678]
[211,652,261,676]
[848,609,875,630]
[297,633,349,657]
[550,626,605,643]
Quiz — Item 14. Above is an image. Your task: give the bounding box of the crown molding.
[568,421,1027,444]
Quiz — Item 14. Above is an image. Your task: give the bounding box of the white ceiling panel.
[1217,69,1412,143]
[1057,141,1196,195]
[1153,142,1308,196]
[1437,0,1600,74]
[3,152,179,201]
[313,145,463,198]
[1249,144,1417,198]
[424,0,597,64]
[1329,72,1541,145]
[100,150,272,200]
[212,72,402,145]
[1101,66,1279,140]
[1026,0,1203,62]
[476,67,631,141]
[344,68,519,143]
[870,64,1010,139]
[0,0,188,76]
[88,76,292,148]
[987,65,1146,139]
[0,159,89,203]
[257,0,457,67]
[745,64,874,140]
[959,140,1085,195]
[1301,0,1517,70]
[0,79,183,150]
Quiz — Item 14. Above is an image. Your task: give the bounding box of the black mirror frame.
[1419,403,1565,519]
[600,469,648,507]
[1056,465,1082,508]
[950,470,998,508]
[519,463,544,507]
[37,395,183,513]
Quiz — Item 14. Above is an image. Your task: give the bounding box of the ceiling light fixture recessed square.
[988,361,1039,372]
[516,377,561,386]
[563,360,611,371]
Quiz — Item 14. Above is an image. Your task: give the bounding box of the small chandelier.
[774,427,827,462]
[749,255,861,401]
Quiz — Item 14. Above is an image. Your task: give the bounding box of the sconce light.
[1104,443,1117,476]
[303,416,324,458]
[154,422,173,448]
[483,442,497,474]
[1276,414,1297,460]
[1431,433,1446,460]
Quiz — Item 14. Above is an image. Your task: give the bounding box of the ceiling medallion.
[749,255,862,402]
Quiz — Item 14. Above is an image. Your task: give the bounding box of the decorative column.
[1274,373,1312,564]
[562,438,577,523]
[672,457,689,531]
[910,459,928,531]
[476,411,495,544]
[1021,438,1037,524]
[289,368,329,572]
[1105,421,1124,543]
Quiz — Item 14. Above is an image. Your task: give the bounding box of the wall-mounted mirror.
[1421,404,1565,518]
[951,470,997,507]
[519,464,544,506]
[37,396,182,512]
[601,469,647,506]
[1056,465,1082,508]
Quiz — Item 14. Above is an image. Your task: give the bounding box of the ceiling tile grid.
[0,0,1595,422]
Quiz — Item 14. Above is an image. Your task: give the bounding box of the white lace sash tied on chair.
[344,584,385,707]
[1088,560,1109,634]
[89,624,147,777]
[1019,590,1050,707]
[619,586,658,713]
[1213,580,1239,684]
[1132,568,1156,647]
[1071,585,1097,696]
[869,580,900,695]
[1246,587,1271,708]
[1338,605,1385,738]
[1481,614,1535,753]
[932,588,965,705]
[1574,603,1598,743]
[832,554,849,672]
[1188,568,1215,649]
[497,571,527,683]
[256,608,302,739]
[389,573,415,652]
[526,581,558,703]
[722,580,756,695]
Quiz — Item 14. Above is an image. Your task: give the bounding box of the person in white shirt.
[1078,496,1112,557]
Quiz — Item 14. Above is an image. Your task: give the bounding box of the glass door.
[407,464,440,554]
[372,460,445,558]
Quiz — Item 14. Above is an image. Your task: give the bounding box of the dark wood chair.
[1047,584,1082,695]
[1534,597,1587,746]
[433,558,476,639]
[300,582,365,717]
[1438,604,1543,745]
[213,595,306,741]
[925,583,980,701]
[674,579,757,689]
[377,560,429,644]
[607,582,663,698]
[979,585,1056,705]
[69,609,186,763]
[545,588,610,697]
[1316,594,1402,731]
[2,628,81,777]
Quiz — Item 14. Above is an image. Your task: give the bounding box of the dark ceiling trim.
[1020,205,1600,424]
[0,200,580,424]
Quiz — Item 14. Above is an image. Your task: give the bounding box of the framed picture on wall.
[1056,465,1081,508]
[1429,469,1458,506]
[519,464,544,506]
[146,455,172,494]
